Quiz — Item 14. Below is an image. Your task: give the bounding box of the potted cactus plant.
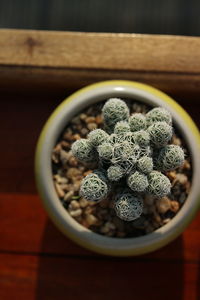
[35,80,200,256]
[71,99,185,223]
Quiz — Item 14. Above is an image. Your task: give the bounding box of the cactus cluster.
[71,98,185,222]
[80,172,109,202]
[114,190,143,221]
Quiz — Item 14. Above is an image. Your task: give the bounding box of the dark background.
[0,0,199,36]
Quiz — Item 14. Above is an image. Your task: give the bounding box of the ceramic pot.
[35,80,200,256]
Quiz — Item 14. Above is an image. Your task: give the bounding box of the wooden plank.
[0,29,200,93]
[0,253,199,300]
[1,29,200,72]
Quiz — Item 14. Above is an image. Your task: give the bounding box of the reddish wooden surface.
[0,91,200,300]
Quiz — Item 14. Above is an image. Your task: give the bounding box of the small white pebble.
[185,181,191,194]
[86,214,98,225]
[80,113,87,121]
[176,174,188,185]
[170,200,180,213]
[79,198,88,208]
[64,190,74,202]
[54,182,65,198]
[67,168,81,179]
[60,177,69,184]
[54,175,68,184]
[73,182,81,192]
[183,160,191,170]
[156,197,171,214]
[73,134,81,140]
[60,149,70,165]
[81,128,89,135]
[52,144,61,163]
[69,200,80,210]
[172,136,181,146]
[85,116,96,123]
[69,209,82,217]
[53,174,63,184]
[167,171,176,181]
[87,122,97,130]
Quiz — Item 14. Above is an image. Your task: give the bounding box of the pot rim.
[35,80,200,256]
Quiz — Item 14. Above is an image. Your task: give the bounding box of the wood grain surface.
[0,88,200,299]
[1,29,200,94]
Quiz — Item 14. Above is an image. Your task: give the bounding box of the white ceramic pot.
[35,80,200,256]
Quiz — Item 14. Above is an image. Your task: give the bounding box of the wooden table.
[0,29,200,300]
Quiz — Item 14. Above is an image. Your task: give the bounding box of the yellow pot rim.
[35,80,200,256]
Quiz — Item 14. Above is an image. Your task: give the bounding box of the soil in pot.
[51,99,192,238]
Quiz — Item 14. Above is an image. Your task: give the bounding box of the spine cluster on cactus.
[137,156,153,174]
[133,130,150,147]
[147,121,173,147]
[71,97,185,222]
[114,191,143,221]
[107,165,124,182]
[129,113,147,132]
[88,129,109,147]
[97,142,113,161]
[147,171,171,197]
[114,121,130,135]
[111,141,135,164]
[127,171,149,192]
[80,173,109,202]
[108,133,120,145]
[102,98,130,131]
[71,139,97,163]
[156,145,185,171]
[146,107,172,126]
[120,132,135,145]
